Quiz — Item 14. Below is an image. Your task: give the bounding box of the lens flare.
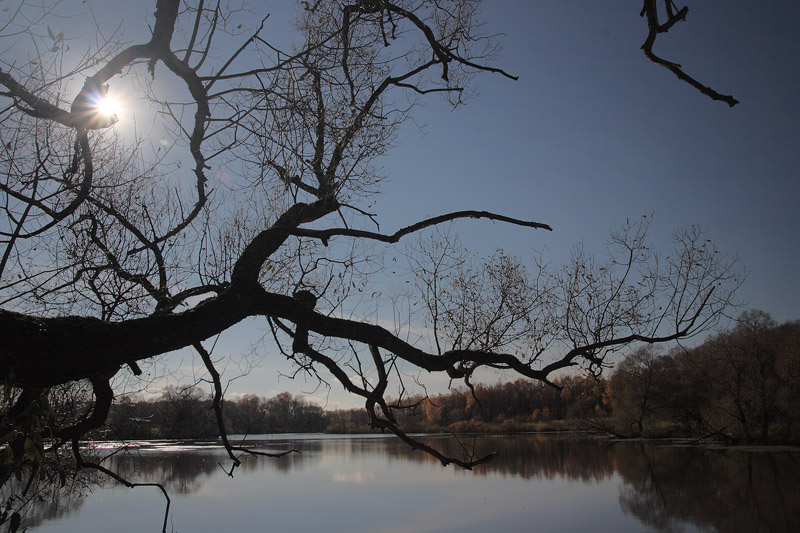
[96,96,120,117]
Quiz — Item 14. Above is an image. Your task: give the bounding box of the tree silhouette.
[2,0,739,499]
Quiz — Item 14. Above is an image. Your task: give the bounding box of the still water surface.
[25,434,800,532]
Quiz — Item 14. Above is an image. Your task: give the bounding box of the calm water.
[17,434,800,532]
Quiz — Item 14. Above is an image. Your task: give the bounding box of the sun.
[96,96,120,117]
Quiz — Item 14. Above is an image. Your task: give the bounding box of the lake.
[18,433,800,532]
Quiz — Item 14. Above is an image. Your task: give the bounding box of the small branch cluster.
[640,0,738,106]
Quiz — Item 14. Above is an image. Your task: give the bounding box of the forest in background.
[102,311,799,444]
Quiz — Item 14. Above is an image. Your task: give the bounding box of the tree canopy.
[1,0,740,500]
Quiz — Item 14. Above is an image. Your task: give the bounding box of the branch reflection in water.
[19,434,800,532]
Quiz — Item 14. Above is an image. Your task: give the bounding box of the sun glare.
[96,96,120,117]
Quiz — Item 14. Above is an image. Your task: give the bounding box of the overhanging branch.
[290,210,552,245]
[640,1,738,107]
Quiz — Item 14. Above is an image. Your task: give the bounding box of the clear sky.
[27,1,800,408]
[196,0,800,408]
[379,0,800,323]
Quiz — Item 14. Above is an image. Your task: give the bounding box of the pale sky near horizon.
[14,1,799,408]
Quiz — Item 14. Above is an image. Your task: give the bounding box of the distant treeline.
[104,310,799,444]
[108,390,327,439]
[106,375,604,440]
[324,373,607,434]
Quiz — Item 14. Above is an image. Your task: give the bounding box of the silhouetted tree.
[677,311,800,442]
[1,1,740,515]
[225,394,269,435]
[606,311,800,442]
[151,386,215,439]
[608,347,673,435]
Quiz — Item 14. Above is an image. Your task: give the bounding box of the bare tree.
[1,0,739,506]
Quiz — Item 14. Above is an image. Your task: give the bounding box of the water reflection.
[21,435,800,532]
[614,442,800,532]
[97,439,325,494]
[390,434,619,483]
[0,464,102,531]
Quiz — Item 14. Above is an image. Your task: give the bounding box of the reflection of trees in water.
[1,441,322,529]
[106,451,222,495]
[475,435,617,482]
[11,437,800,532]
[379,435,800,531]
[102,439,325,492]
[615,442,800,532]
[0,463,102,531]
[380,434,618,482]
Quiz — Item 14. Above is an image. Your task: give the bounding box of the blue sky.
[199,1,800,407]
[34,1,799,407]
[380,0,799,319]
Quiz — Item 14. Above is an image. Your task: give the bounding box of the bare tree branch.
[0,0,741,506]
[640,1,739,106]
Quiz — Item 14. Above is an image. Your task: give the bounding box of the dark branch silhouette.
[0,0,741,520]
[640,0,738,106]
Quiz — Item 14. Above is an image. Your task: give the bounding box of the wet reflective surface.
[21,434,800,532]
